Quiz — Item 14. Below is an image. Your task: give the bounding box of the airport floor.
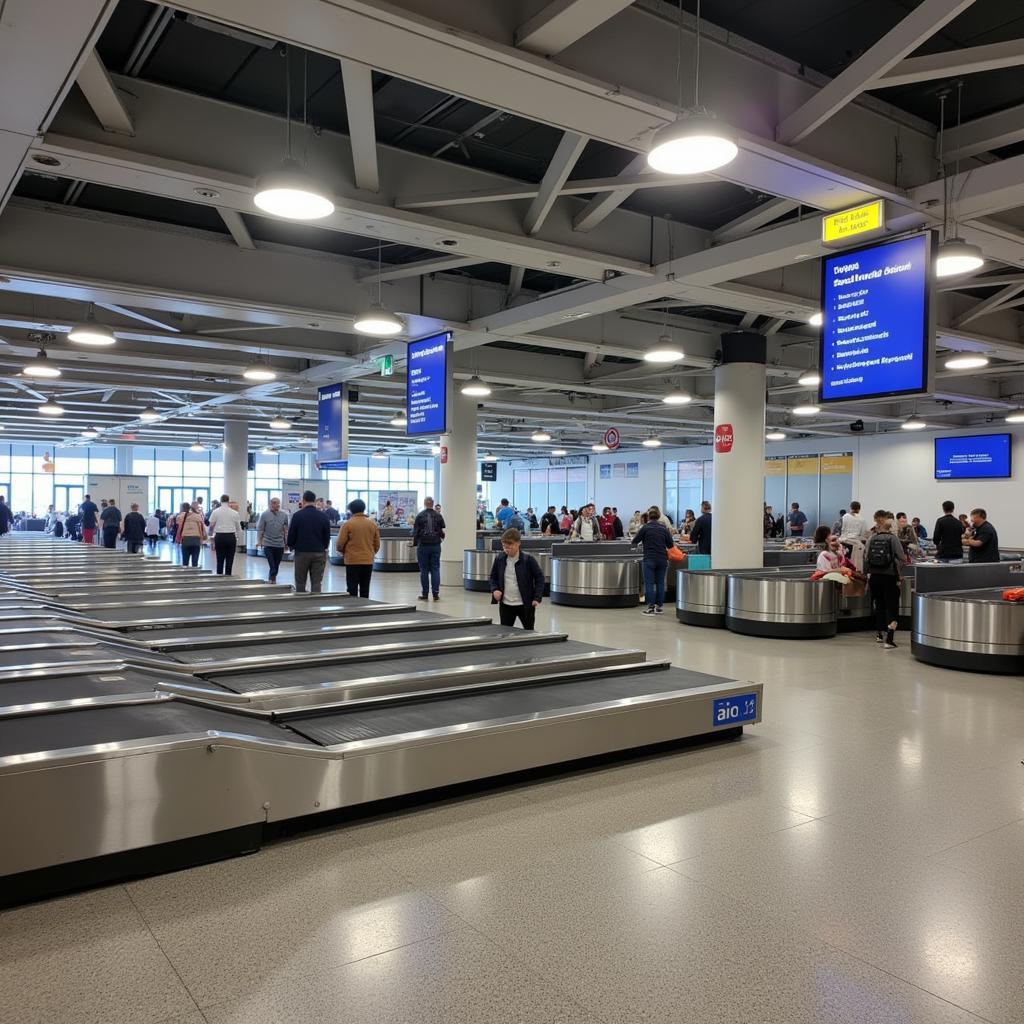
[3,545,1024,1024]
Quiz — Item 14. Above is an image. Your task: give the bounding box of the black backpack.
[418,509,444,545]
[867,534,894,570]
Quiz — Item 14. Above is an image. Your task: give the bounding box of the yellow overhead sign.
[821,200,885,246]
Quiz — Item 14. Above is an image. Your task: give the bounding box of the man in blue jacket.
[286,490,331,593]
[489,527,545,630]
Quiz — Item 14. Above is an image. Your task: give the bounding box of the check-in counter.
[550,555,640,608]
[725,573,838,639]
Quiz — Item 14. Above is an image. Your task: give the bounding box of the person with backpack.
[412,496,446,601]
[865,509,906,650]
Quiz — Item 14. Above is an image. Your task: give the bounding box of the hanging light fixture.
[934,85,985,278]
[269,413,292,430]
[792,403,820,416]
[944,354,989,370]
[483,453,498,462]
[647,0,738,175]
[138,405,160,421]
[189,440,206,452]
[37,395,65,416]
[67,305,117,346]
[901,414,927,431]
[808,312,824,328]
[551,448,568,457]
[389,411,408,427]
[430,444,442,455]
[662,387,693,405]
[261,446,278,455]
[354,240,403,336]
[243,358,277,382]
[371,447,388,459]
[798,369,822,387]
[766,430,787,441]
[253,49,334,220]
[642,436,662,448]
[23,349,61,378]
[1004,409,1024,423]
[531,428,552,442]
[643,334,684,364]
[592,442,609,452]
[460,376,491,397]
[81,427,99,438]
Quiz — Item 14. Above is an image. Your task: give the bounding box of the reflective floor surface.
[2,545,1023,1023]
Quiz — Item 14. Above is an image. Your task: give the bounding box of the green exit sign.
[378,354,394,377]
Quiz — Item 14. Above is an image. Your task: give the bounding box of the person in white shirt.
[572,504,602,542]
[838,500,870,553]
[488,528,545,630]
[208,493,242,575]
[144,512,161,553]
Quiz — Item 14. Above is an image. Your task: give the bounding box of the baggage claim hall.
[1,2,1024,1022]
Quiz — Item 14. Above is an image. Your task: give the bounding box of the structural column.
[222,420,249,508]
[438,390,478,587]
[711,331,766,569]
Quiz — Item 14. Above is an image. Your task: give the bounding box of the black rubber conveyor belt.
[0,702,310,757]
[286,664,730,746]
[0,668,216,707]
[212,637,605,692]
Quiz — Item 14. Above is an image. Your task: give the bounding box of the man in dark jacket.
[121,503,147,554]
[0,495,11,536]
[490,528,546,630]
[286,490,331,593]
[539,506,560,535]
[933,501,965,562]
[412,497,446,601]
[690,501,712,555]
[79,494,99,544]
[100,499,122,548]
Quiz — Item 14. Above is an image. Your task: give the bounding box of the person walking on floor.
[690,501,712,556]
[255,496,289,583]
[631,505,675,615]
[0,495,11,538]
[287,490,331,593]
[865,508,906,650]
[175,501,207,567]
[412,496,446,601]
[336,499,380,598]
[489,527,545,630]
[100,499,122,549]
[208,493,242,575]
[144,510,160,553]
[79,495,99,544]
[122,503,147,554]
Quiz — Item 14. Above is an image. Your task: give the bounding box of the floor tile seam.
[426,903,614,1024]
[925,815,1024,858]
[121,884,206,1018]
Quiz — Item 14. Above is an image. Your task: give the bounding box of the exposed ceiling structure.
[1,0,1024,456]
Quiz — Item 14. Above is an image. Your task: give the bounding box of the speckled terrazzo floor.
[2,544,1022,1024]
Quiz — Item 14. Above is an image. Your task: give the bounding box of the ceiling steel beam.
[944,102,1024,162]
[339,58,380,193]
[712,198,799,243]
[217,207,255,250]
[514,0,635,58]
[523,131,588,236]
[910,151,1024,221]
[953,284,1024,327]
[364,255,483,283]
[775,0,975,144]
[572,154,647,233]
[873,38,1024,89]
[75,50,134,136]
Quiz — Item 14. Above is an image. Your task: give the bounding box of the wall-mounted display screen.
[407,332,450,436]
[819,232,933,403]
[934,433,1012,480]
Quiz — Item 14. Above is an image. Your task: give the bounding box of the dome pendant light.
[68,304,116,346]
[460,375,491,397]
[531,428,552,442]
[798,369,821,387]
[24,349,61,378]
[642,436,662,448]
[269,413,292,430]
[354,240,403,336]
[643,333,685,364]
[1004,409,1024,424]
[138,405,160,421]
[253,49,334,221]
[934,86,985,278]
[648,0,738,175]
[243,358,277,382]
[662,386,693,406]
[37,395,65,416]
[901,414,927,431]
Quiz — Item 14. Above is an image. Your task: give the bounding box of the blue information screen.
[935,433,1011,480]
[713,693,758,727]
[407,332,450,436]
[317,383,345,466]
[819,233,932,403]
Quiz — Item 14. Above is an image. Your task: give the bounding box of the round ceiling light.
[390,413,409,427]
[792,404,820,416]
[243,360,277,382]
[37,396,64,416]
[269,414,292,430]
[901,415,927,431]
[531,429,552,442]
[138,405,160,421]
[23,350,61,378]
[808,312,823,328]
[1004,409,1024,424]
[935,237,984,278]
[944,354,990,370]
[67,313,116,346]
[766,430,787,441]
[797,370,821,387]
[371,448,388,459]
[551,448,568,457]
[353,302,403,336]
[662,388,693,406]
[253,159,335,220]
[430,444,442,455]
[482,453,498,462]
[81,427,99,438]
[261,446,278,455]
[643,335,685,364]
[647,111,738,175]
[642,437,662,448]
[460,376,491,397]
[189,440,206,452]
[592,443,609,452]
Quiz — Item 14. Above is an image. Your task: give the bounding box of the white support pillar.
[222,420,249,508]
[114,445,131,474]
[711,332,766,570]
[438,390,478,587]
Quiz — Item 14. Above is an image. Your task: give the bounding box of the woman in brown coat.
[335,499,381,598]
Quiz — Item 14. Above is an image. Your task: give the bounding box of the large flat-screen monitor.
[406,331,451,436]
[934,433,1012,480]
[819,231,934,403]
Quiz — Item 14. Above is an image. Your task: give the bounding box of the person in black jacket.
[539,506,560,535]
[286,490,331,593]
[631,505,675,614]
[489,528,545,630]
[121,503,147,554]
[932,501,965,562]
[0,496,11,537]
[690,501,712,555]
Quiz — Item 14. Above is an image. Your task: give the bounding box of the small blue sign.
[713,693,758,727]
[407,332,450,436]
[319,460,348,471]
[317,384,345,463]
